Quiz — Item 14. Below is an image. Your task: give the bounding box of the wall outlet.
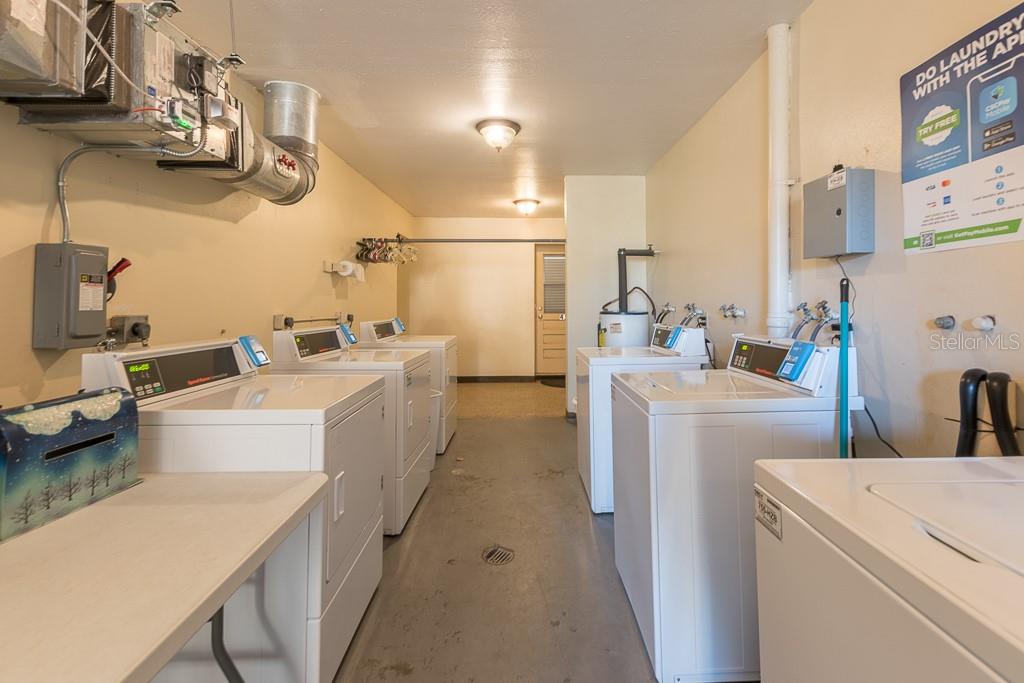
[109,315,151,346]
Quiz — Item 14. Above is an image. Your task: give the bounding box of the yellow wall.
[647,0,1023,457]
[401,217,566,377]
[0,81,411,407]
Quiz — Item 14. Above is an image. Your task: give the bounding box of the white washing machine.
[576,324,709,513]
[81,337,386,683]
[359,317,458,454]
[611,334,864,683]
[273,325,433,536]
[754,457,1024,683]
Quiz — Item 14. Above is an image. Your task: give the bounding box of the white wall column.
[766,22,793,339]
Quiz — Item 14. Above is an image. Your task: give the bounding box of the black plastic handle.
[955,368,987,457]
[985,372,1022,457]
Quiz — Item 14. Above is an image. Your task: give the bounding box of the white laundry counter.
[0,471,327,682]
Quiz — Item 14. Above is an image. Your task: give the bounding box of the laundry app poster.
[901,3,1024,253]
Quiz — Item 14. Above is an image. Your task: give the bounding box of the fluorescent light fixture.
[514,198,540,216]
[476,119,521,151]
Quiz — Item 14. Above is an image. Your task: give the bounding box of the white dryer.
[360,317,458,454]
[754,457,1024,683]
[611,334,864,683]
[273,325,433,535]
[576,324,709,513]
[81,337,386,683]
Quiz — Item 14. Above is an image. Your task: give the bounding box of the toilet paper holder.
[323,260,366,281]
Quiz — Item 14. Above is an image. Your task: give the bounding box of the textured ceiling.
[171,0,810,218]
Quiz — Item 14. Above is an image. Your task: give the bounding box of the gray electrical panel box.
[803,168,875,258]
[33,243,109,349]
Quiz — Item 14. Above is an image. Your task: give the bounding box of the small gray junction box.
[33,243,109,349]
[803,167,875,258]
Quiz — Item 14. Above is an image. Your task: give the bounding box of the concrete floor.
[334,382,656,683]
[456,381,567,419]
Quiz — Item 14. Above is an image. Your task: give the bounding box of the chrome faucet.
[719,304,746,319]
[681,303,705,327]
[809,300,838,342]
[790,302,816,339]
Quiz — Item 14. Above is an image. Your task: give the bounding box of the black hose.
[601,286,656,315]
[635,287,656,315]
[985,372,1022,456]
[955,368,987,456]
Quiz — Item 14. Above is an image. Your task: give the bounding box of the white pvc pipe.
[766,23,792,339]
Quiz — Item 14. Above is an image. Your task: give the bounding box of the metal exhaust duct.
[264,80,319,168]
[218,80,321,205]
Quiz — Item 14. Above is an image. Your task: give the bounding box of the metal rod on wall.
[354,233,565,263]
[401,238,565,244]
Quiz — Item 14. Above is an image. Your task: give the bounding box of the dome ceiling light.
[476,119,521,152]
[514,198,540,216]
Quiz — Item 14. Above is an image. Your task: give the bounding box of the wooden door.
[535,245,567,376]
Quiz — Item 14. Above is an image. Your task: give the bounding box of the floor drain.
[482,544,515,566]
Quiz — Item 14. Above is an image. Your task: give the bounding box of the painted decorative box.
[0,387,140,541]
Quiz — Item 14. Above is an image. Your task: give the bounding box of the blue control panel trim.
[777,340,815,381]
[239,335,271,368]
[667,327,681,350]
[394,317,406,332]
[339,323,358,345]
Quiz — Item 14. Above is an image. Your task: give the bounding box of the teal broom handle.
[839,278,850,459]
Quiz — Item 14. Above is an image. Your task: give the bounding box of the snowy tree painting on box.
[0,388,139,541]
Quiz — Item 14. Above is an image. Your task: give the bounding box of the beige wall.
[0,81,411,407]
[565,176,648,412]
[647,0,1023,457]
[401,217,566,377]
[646,55,770,361]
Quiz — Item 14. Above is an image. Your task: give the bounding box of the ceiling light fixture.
[514,198,540,216]
[476,119,521,152]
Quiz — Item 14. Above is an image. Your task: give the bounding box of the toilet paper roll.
[335,260,366,282]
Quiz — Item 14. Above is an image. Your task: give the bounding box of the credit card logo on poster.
[901,3,1024,254]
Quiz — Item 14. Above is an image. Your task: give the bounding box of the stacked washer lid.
[272,324,434,536]
[359,317,458,454]
[80,336,385,683]
[755,457,1024,683]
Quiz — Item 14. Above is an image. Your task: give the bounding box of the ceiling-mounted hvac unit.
[0,0,320,206]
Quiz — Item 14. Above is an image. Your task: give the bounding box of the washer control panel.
[727,336,858,398]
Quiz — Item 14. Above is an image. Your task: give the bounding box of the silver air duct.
[218,81,321,205]
[1,1,322,206]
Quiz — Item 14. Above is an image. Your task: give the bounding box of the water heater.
[598,312,650,348]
